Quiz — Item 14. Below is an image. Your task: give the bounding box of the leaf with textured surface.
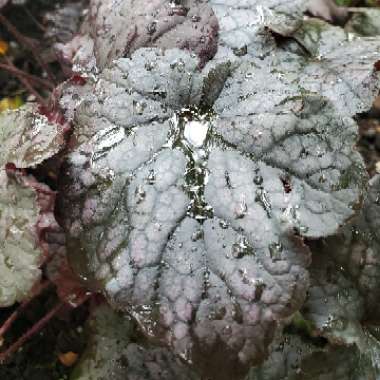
[87,0,218,69]
[0,105,66,169]
[209,0,309,56]
[249,333,376,380]
[293,19,380,115]
[306,175,380,373]
[0,170,57,307]
[315,175,380,320]
[70,304,198,380]
[302,248,365,345]
[345,8,380,36]
[57,45,370,378]
[44,2,84,44]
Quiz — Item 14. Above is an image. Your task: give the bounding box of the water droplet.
[254,280,266,301]
[319,174,327,183]
[234,198,247,219]
[224,170,233,189]
[191,230,203,242]
[147,21,157,35]
[233,45,247,56]
[253,174,263,186]
[145,61,156,71]
[147,170,156,184]
[135,185,146,204]
[170,58,186,72]
[255,189,271,216]
[219,220,229,229]
[232,235,252,258]
[223,325,232,335]
[184,120,209,148]
[269,242,283,261]
[133,101,146,115]
[191,15,201,22]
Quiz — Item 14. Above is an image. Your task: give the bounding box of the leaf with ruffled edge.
[305,175,380,373]
[315,175,380,320]
[345,8,380,37]
[248,333,376,380]
[0,104,67,169]
[292,19,380,115]
[208,0,309,57]
[230,19,380,117]
[70,304,198,380]
[57,46,369,378]
[64,0,219,74]
[0,168,58,307]
[301,250,365,346]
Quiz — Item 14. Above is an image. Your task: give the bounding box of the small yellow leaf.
[0,96,24,112]
[0,40,9,55]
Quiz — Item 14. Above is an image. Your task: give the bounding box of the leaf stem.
[0,301,64,364]
[0,280,52,339]
[3,55,48,106]
[0,12,56,84]
[0,62,54,90]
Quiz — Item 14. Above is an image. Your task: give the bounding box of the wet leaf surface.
[292,19,380,115]
[249,332,377,380]
[2,0,380,379]
[208,0,308,56]
[0,170,57,307]
[0,105,67,169]
[345,8,380,36]
[70,304,198,380]
[56,43,371,378]
[313,175,380,320]
[72,0,219,71]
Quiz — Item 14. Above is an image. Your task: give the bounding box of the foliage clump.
[1,0,380,379]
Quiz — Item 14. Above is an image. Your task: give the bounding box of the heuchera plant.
[1,0,380,379]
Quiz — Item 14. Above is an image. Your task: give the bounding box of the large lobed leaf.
[57,44,370,378]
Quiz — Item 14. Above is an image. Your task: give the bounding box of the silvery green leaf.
[0,171,57,307]
[0,104,66,169]
[249,333,376,380]
[57,45,368,378]
[214,59,366,238]
[345,8,380,37]
[293,19,380,115]
[70,304,198,380]
[209,0,309,56]
[302,249,365,346]
[88,0,218,69]
[307,175,380,373]
[318,175,380,320]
